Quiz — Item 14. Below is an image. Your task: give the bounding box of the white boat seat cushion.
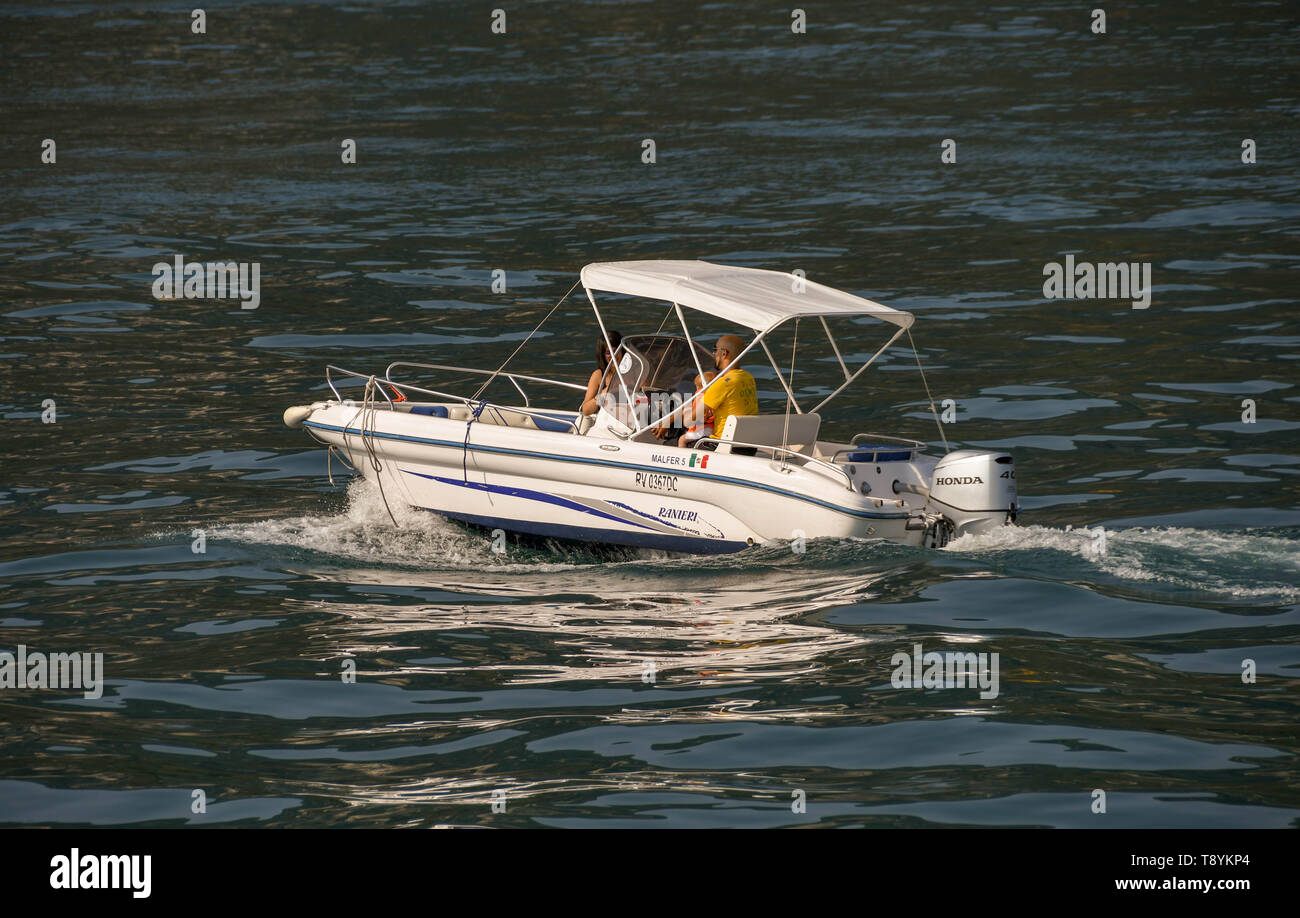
[483,407,576,433]
[407,404,571,430]
[718,413,821,455]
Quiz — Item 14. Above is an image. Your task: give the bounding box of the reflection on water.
[303,572,877,687]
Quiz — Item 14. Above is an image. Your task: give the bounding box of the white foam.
[211,478,589,572]
[947,523,1300,602]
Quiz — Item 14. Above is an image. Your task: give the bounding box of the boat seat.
[717,413,821,456]
[407,404,473,421]
[812,441,851,461]
[529,412,577,433]
[482,407,577,433]
[409,405,449,418]
[844,444,914,462]
[406,403,575,432]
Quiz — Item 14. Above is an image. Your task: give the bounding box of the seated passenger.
[699,334,758,454]
[581,330,623,415]
[677,372,716,448]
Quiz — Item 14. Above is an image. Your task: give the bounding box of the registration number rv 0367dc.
[635,472,678,492]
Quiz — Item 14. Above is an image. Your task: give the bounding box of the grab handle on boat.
[893,480,929,497]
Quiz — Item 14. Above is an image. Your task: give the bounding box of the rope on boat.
[458,278,581,492]
[469,279,582,403]
[907,328,949,453]
[359,375,399,528]
[462,399,488,484]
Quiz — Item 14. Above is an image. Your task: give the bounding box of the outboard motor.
[927,449,1017,536]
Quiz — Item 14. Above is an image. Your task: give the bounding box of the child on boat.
[678,372,716,448]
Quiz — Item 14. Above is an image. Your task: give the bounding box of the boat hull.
[300,404,927,553]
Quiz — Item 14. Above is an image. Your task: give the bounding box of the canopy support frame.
[583,285,911,439]
[759,337,804,415]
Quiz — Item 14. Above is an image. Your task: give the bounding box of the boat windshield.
[602,334,713,403]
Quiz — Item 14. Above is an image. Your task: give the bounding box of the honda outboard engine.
[927,449,1017,537]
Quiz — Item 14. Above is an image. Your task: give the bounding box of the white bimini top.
[580,260,913,334]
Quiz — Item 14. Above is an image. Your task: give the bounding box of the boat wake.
[947,523,1300,604]
[211,479,600,571]
[216,479,1298,603]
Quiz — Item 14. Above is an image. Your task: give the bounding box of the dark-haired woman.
[580,330,623,415]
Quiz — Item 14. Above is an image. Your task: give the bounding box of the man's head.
[714,334,745,371]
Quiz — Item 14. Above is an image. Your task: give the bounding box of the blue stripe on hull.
[303,419,909,521]
[428,508,752,555]
[403,469,661,532]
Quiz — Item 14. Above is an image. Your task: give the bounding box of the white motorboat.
[283,260,1018,553]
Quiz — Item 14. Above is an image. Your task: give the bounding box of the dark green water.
[1,0,1297,828]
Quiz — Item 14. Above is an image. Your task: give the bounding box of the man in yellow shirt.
[700,334,758,452]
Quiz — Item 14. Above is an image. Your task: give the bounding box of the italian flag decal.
[689,453,709,468]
